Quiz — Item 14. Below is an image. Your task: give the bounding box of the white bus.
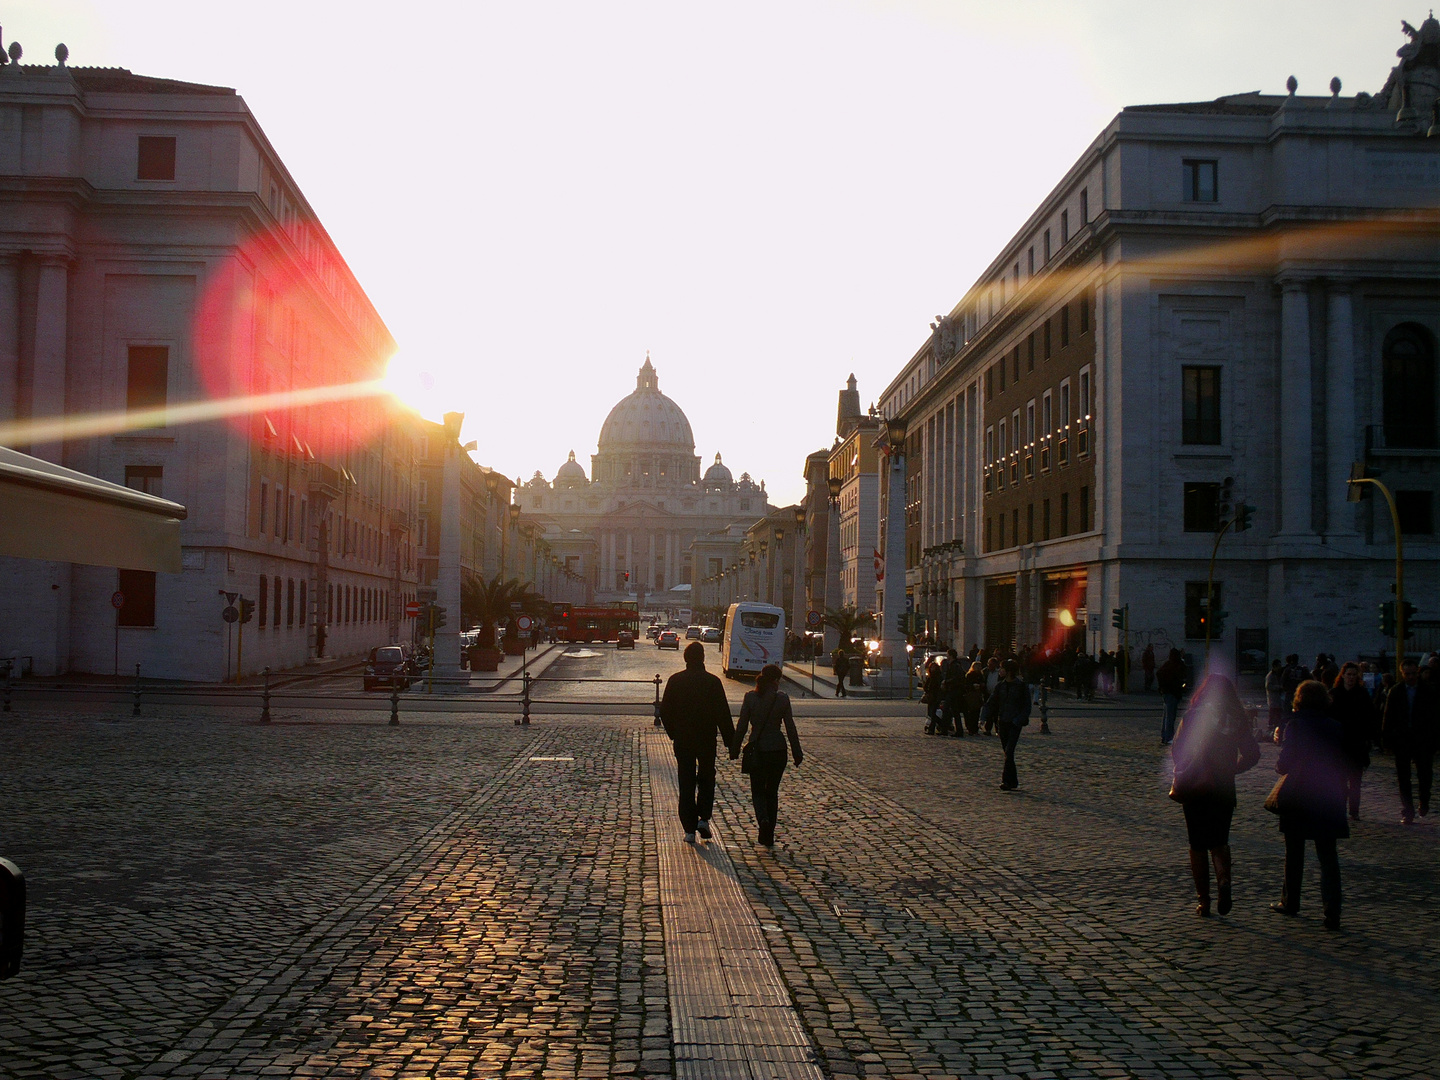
[720,602,786,678]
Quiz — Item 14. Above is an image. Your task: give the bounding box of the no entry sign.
[111,591,125,610]
[516,615,533,631]
[405,601,422,618]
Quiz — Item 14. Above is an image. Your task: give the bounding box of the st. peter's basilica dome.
[555,450,588,488]
[702,452,732,486]
[596,356,695,453]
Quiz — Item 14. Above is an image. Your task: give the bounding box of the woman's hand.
[793,751,803,767]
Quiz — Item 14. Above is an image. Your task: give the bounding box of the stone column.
[625,532,634,591]
[1278,278,1313,537]
[647,531,656,591]
[1326,281,1356,535]
[31,255,71,464]
[0,253,19,425]
[434,441,464,679]
[878,447,908,682]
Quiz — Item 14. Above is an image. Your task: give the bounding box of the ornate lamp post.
[507,501,520,580]
[877,416,908,687]
[824,474,843,653]
[772,528,784,613]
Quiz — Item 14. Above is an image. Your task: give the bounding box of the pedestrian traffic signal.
[1380,600,1396,637]
[1400,600,1417,640]
[1218,477,1234,525]
[1111,606,1127,630]
[429,604,447,631]
[1235,503,1255,532]
[239,598,256,624]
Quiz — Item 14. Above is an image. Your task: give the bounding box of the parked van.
[720,602,786,678]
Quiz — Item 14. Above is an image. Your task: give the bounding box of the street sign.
[806,609,823,628]
[111,591,125,610]
[905,594,914,612]
[516,615,533,631]
[224,591,238,605]
[405,601,422,618]
[510,602,523,612]
[417,587,438,602]
[222,606,239,624]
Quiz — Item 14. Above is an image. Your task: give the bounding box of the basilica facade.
[517,357,771,604]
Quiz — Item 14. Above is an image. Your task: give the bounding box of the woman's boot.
[759,820,775,847]
[1189,849,1211,916]
[1212,845,1233,915]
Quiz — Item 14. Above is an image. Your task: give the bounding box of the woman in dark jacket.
[1170,674,1261,916]
[962,662,987,736]
[731,664,804,847]
[1329,662,1372,821]
[1273,680,1349,930]
[922,659,944,735]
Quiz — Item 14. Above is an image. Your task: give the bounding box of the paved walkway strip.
[646,731,823,1080]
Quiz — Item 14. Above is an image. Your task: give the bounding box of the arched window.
[1382,323,1437,449]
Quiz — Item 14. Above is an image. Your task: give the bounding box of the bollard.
[389,683,400,726]
[1039,684,1051,735]
[653,674,663,727]
[260,666,272,723]
[0,856,24,980]
[132,663,142,717]
[521,671,532,725]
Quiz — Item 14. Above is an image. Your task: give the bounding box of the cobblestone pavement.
[1,682,1435,1079]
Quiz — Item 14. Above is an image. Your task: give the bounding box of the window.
[997,420,1007,489]
[1041,392,1053,472]
[125,465,163,497]
[986,366,995,401]
[1027,246,1035,275]
[1010,411,1021,484]
[137,136,176,181]
[985,517,993,551]
[998,359,1006,392]
[287,494,296,543]
[1044,228,1052,263]
[740,611,781,629]
[1013,346,1020,384]
[1182,366,1222,444]
[1396,490,1434,535]
[1060,492,1070,535]
[299,581,307,627]
[1080,486,1091,531]
[126,346,168,412]
[115,569,157,627]
[1183,159,1218,202]
[1043,499,1051,540]
[1080,188,1089,224]
[259,480,269,535]
[1061,305,1070,348]
[273,576,282,626]
[327,584,333,622]
[1183,482,1221,532]
[286,578,295,627]
[1025,400,1036,479]
[274,487,283,538]
[1014,262,1020,287]
[418,480,429,504]
[1078,367,1092,456]
[1027,334,1035,372]
[1185,581,1220,639]
[1381,324,1437,448]
[985,426,995,492]
[1044,320,1052,360]
[1026,504,1035,543]
[1059,381,1071,465]
[1061,209,1069,245]
[259,575,269,627]
[1012,509,1019,547]
[1080,292,1090,334]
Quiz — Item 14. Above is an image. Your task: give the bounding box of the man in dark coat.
[1156,648,1188,745]
[660,642,736,842]
[983,659,1031,790]
[1383,658,1440,824]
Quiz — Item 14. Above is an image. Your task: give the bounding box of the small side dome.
[703,452,732,485]
[555,449,587,487]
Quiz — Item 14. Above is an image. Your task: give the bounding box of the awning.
[0,447,188,572]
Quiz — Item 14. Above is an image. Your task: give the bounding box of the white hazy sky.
[5,1,1421,504]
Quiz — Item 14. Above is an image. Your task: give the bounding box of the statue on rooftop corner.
[1372,14,1440,122]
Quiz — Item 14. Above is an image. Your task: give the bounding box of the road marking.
[646,732,824,1080]
[529,756,575,762]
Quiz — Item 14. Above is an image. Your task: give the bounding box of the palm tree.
[461,573,550,648]
[824,605,875,652]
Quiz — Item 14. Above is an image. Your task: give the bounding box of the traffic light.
[1380,600,1396,638]
[624,571,630,582]
[430,604,447,631]
[1112,606,1126,630]
[1218,477,1234,525]
[1400,600,1417,640]
[1235,503,1255,532]
[239,598,256,624]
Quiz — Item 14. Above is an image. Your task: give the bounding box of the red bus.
[551,602,640,643]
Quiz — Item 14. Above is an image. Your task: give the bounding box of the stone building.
[828,375,882,617]
[0,54,419,679]
[878,19,1440,664]
[517,356,772,608]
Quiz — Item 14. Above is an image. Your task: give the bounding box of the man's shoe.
[1323,912,1341,931]
[1270,901,1297,915]
[683,831,696,844]
[696,820,712,840]
[1402,813,1415,825]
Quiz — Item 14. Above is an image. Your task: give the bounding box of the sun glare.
[383,353,443,420]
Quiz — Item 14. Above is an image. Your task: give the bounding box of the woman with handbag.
[1270,679,1348,930]
[1170,674,1260,916]
[731,663,804,847]
[1328,662,1372,821]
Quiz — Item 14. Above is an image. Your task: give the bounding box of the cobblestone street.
[1,684,1435,1078]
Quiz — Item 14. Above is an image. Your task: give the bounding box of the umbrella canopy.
[0,447,187,572]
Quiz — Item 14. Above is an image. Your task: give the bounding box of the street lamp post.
[791,505,807,645]
[824,474,843,653]
[877,416,908,689]
[507,501,520,581]
[1348,464,1407,679]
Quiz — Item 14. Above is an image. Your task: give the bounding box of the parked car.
[364,645,413,691]
[701,626,722,643]
[657,630,680,650]
[616,630,636,649]
[685,625,704,640]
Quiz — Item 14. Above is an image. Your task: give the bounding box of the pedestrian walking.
[1142,644,1156,692]
[832,648,849,698]
[1157,648,1187,745]
[1169,674,1260,916]
[1271,680,1348,930]
[962,661,986,736]
[984,659,1031,790]
[730,663,803,847]
[982,656,1002,734]
[1329,662,1373,821]
[921,658,944,734]
[942,649,967,738]
[1382,658,1439,825]
[659,641,736,843]
[1264,659,1285,740]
